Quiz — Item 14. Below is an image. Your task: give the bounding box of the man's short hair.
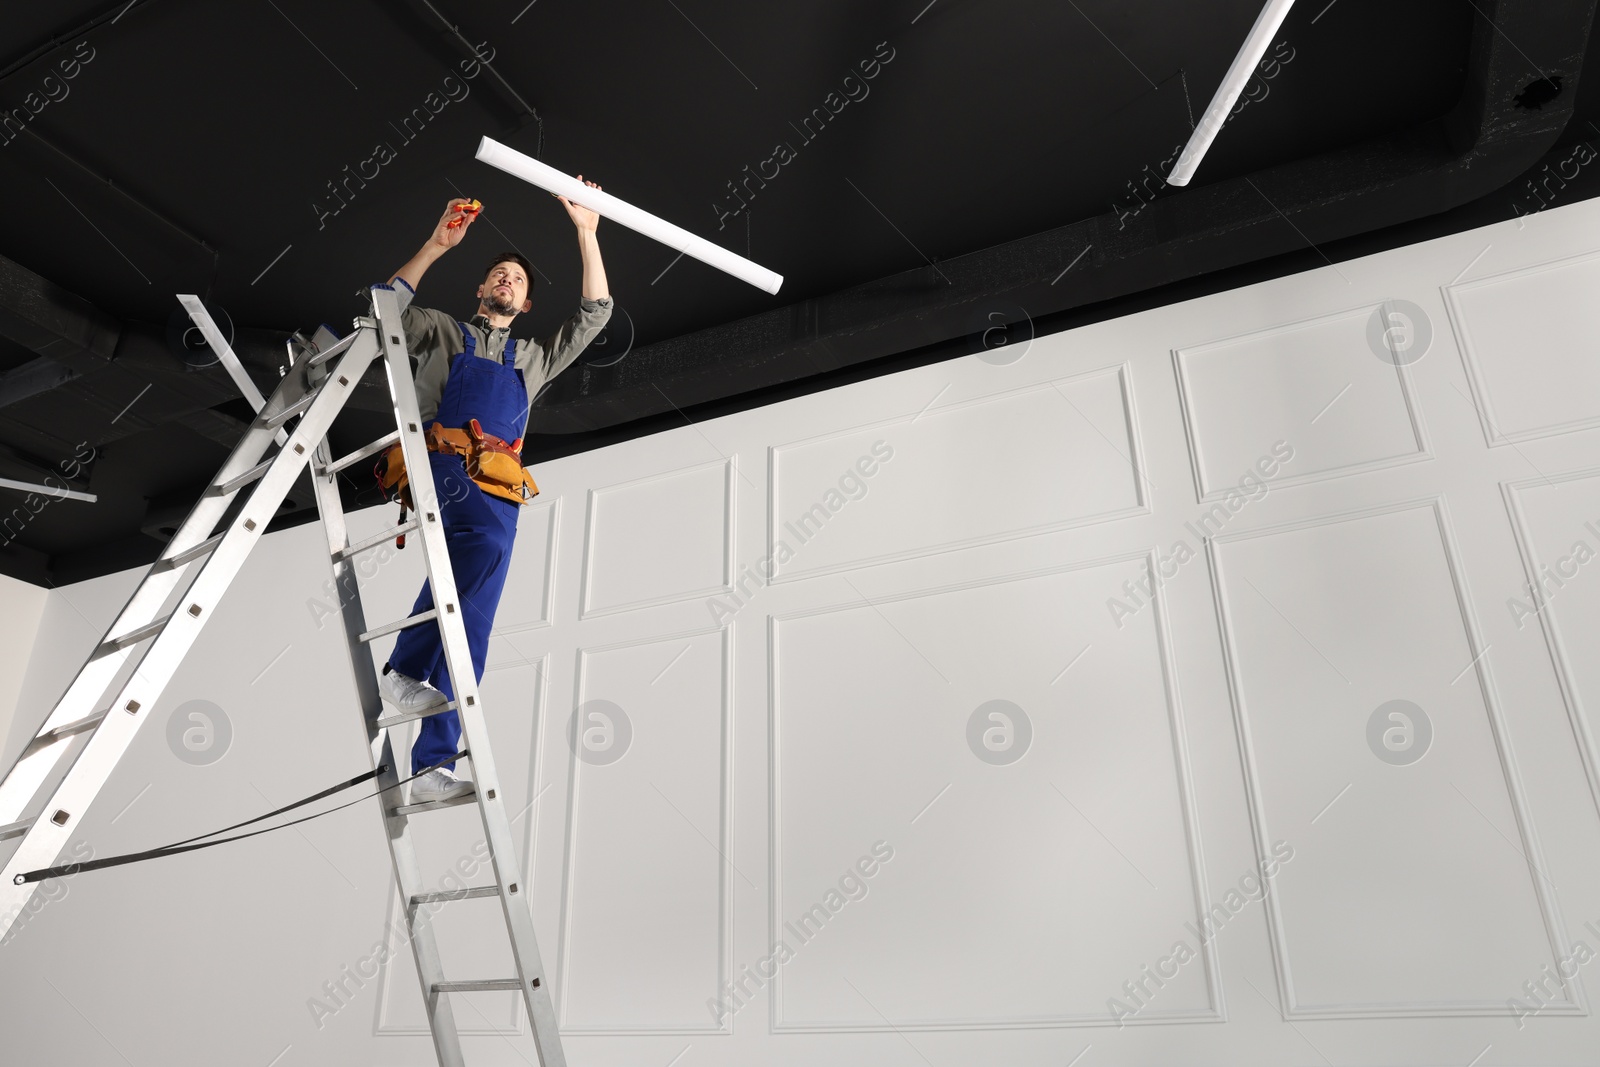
[483,252,536,297]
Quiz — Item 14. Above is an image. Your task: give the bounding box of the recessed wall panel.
[772,558,1211,1028]
[770,368,1145,581]
[1446,252,1600,444]
[1174,307,1426,499]
[1212,501,1569,1015]
[488,501,558,671]
[582,461,732,617]
[559,630,730,1032]
[1505,469,1600,816]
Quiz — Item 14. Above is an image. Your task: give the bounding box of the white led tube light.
[0,476,95,503]
[1166,0,1298,187]
[475,136,784,295]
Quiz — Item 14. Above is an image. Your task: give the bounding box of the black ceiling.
[1,0,1597,586]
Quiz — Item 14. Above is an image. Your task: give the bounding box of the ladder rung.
[322,430,400,476]
[359,609,437,644]
[434,979,524,994]
[154,532,225,571]
[411,886,499,906]
[211,458,273,496]
[23,710,108,755]
[0,818,33,843]
[374,698,456,732]
[335,519,419,563]
[262,391,318,429]
[390,793,476,817]
[99,614,173,656]
[307,332,355,367]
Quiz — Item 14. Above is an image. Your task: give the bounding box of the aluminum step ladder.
[0,283,565,1067]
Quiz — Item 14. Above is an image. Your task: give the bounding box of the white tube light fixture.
[0,476,95,503]
[1166,0,1298,187]
[475,136,784,295]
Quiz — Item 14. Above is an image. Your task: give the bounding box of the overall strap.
[454,321,516,365]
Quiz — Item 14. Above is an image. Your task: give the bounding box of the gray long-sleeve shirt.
[398,288,614,429]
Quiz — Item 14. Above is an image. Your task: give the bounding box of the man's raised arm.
[556,175,609,301]
[390,198,479,291]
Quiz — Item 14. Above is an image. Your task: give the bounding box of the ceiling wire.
[411,0,545,153]
[0,0,159,85]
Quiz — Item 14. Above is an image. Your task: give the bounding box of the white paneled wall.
[6,196,1600,1066]
[0,571,49,766]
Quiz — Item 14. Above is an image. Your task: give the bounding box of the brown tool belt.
[375,419,540,519]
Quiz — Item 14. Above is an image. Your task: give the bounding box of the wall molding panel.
[1444,249,1600,447]
[1209,498,1579,1019]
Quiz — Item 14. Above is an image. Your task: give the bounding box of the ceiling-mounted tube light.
[0,476,95,503]
[475,137,784,295]
[1166,0,1298,187]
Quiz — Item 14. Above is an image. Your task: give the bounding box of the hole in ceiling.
[1515,76,1563,110]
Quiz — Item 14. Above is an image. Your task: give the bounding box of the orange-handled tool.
[447,199,481,229]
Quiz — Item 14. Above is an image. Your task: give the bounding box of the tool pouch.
[373,422,539,544]
[457,419,540,506]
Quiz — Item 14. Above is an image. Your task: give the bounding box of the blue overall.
[389,325,527,773]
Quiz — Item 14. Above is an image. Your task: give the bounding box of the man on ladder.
[376,188,612,803]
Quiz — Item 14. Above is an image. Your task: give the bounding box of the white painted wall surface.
[5,195,1600,1065]
[0,571,49,768]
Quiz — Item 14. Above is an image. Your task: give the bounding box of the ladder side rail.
[0,358,328,835]
[0,332,382,940]
[371,287,567,1067]
[304,431,468,1067]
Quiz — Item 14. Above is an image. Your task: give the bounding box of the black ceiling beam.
[173,408,255,451]
[0,250,403,459]
[0,251,120,371]
[0,0,160,85]
[526,0,1595,435]
[388,0,543,142]
[0,438,89,493]
[0,356,81,409]
[19,127,217,268]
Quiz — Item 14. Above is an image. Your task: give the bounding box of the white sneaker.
[380,664,447,714]
[411,767,474,803]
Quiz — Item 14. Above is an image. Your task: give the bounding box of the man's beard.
[484,292,517,317]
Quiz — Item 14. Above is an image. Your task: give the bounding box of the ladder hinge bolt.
[294,443,305,455]
[188,604,203,617]
[125,700,140,714]
[244,519,257,531]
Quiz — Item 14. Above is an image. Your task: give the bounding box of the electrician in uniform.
[377,190,611,802]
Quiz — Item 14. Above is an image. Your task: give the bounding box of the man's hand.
[430,197,480,250]
[555,176,602,233]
